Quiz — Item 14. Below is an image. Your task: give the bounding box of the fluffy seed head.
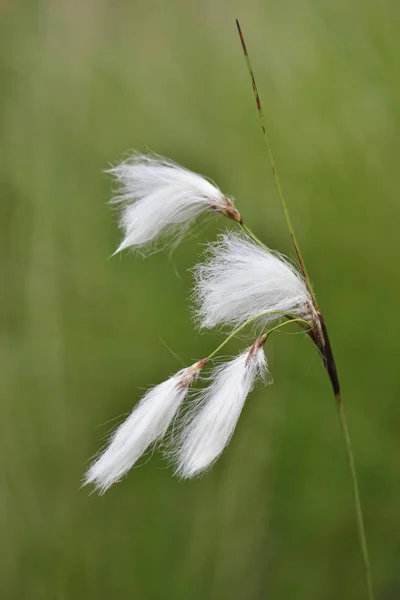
[193,232,313,330]
[108,154,241,253]
[85,362,202,493]
[175,341,267,479]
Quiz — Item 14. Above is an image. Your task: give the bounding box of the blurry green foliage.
[1,1,400,598]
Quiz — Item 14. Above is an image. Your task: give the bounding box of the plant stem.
[265,318,310,337]
[236,19,374,599]
[239,222,269,251]
[337,397,374,600]
[206,310,282,361]
[206,314,310,362]
[235,19,315,300]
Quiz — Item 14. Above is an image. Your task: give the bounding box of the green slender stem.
[265,318,310,338]
[236,20,374,598]
[235,19,315,301]
[240,222,269,251]
[206,314,310,362]
[236,20,373,598]
[337,399,374,600]
[206,310,285,361]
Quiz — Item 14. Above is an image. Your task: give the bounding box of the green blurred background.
[1,0,399,598]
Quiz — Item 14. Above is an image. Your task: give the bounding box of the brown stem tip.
[309,311,341,400]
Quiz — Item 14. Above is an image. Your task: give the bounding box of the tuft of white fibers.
[85,362,203,494]
[194,231,313,330]
[175,343,267,478]
[108,154,241,253]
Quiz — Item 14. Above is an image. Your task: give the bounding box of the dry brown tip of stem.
[177,358,208,388]
[247,334,267,362]
[307,309,341,399]
[235,19,247,55]
[209,197,242,223]
[196,357,209,370]
[220,196,242,223]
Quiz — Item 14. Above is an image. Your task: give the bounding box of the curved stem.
[236,19,315,302]
[337,398,374,600]
[236,18,373,600]
[239,222,269,252]
[265,318,310,338]
[206,314,310,362]
[206,310,285,361]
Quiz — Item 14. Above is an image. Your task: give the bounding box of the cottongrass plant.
[176,339,268,479]
[85,20,374,600]
[86,360,205,494]
[109,154,241,254]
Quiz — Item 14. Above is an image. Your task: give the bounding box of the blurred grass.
[1,0,400,598]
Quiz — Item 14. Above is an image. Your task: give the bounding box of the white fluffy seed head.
[193,232,313,330]
[108,154,241,254]
[175,343,267,479]
[85,362,202,494]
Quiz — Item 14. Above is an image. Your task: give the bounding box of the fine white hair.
[108,154,240,254]
[175,345,267,479]
[85,363,201,494]
[193,232,312,330]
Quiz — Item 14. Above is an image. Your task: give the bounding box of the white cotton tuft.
[175,344,267,478]
[194,232,312,330]
[108,154,240,253]
[85,363,202,494]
